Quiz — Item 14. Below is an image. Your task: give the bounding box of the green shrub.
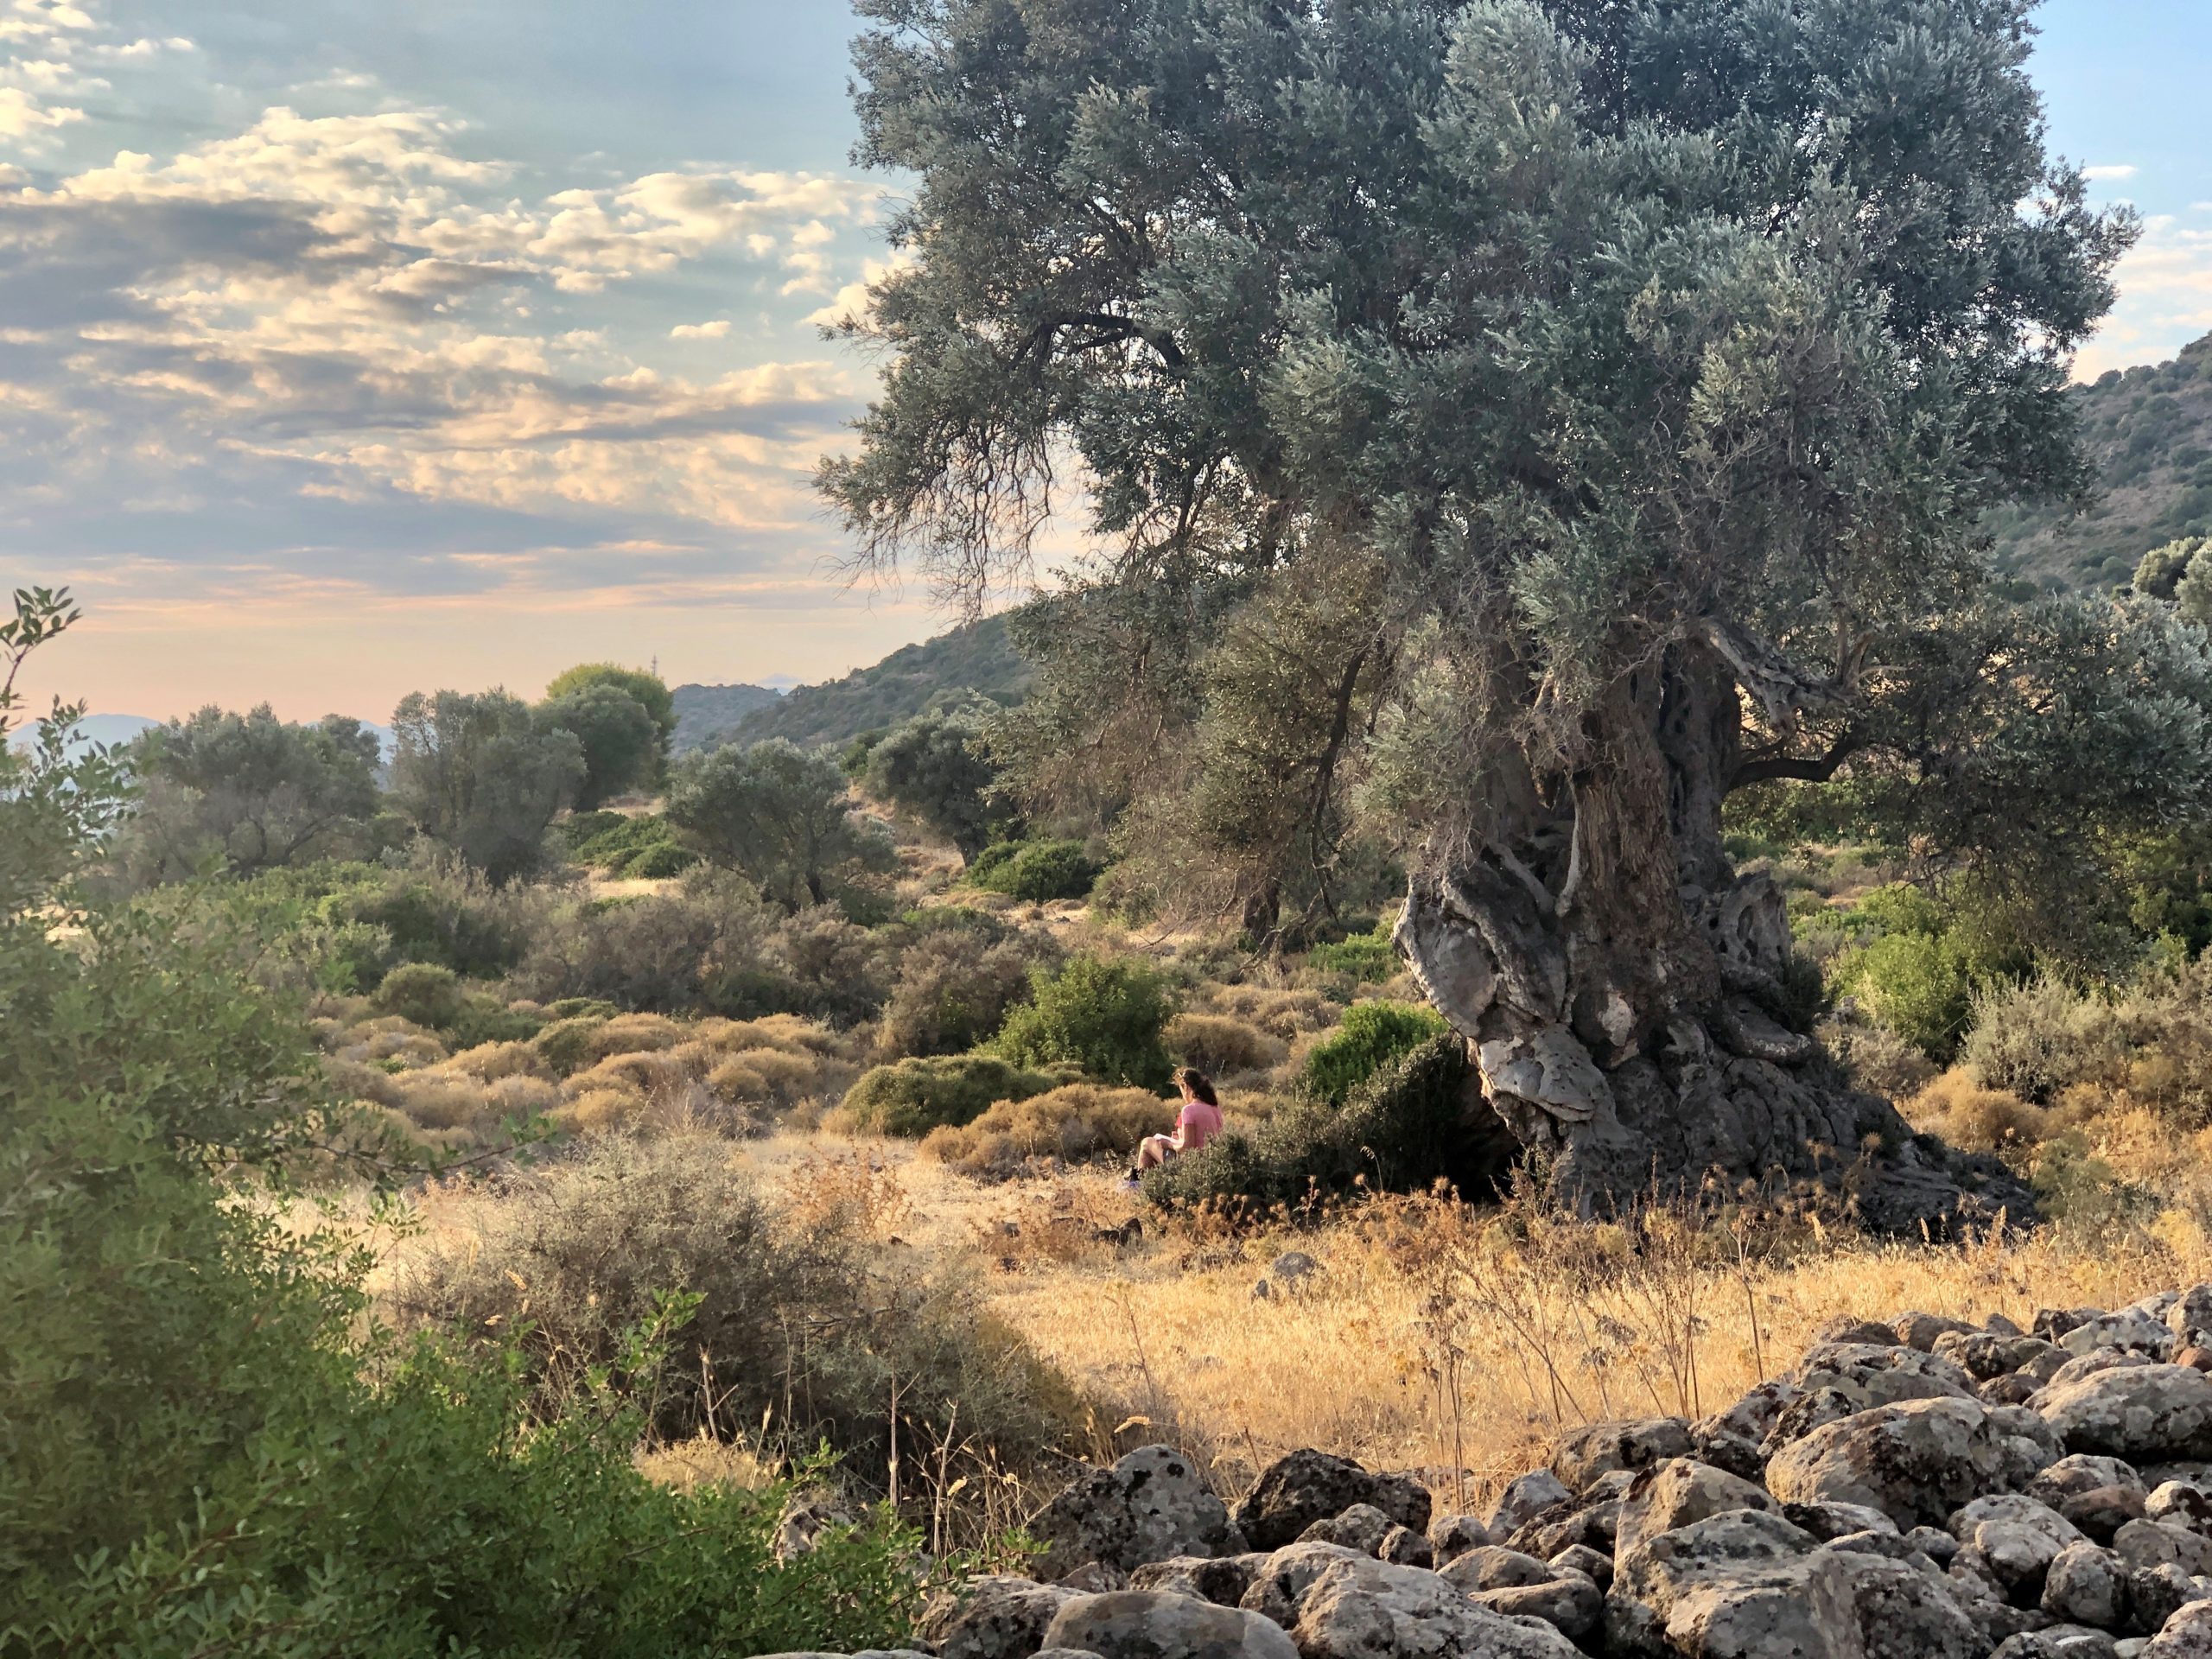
[2,651,930,1653]
[1146,1035,1484,1207]
[1841,931,1974,1061]
[1300,1000,1449,1105]
[967,839,1099,902]
[878,931,1047,1058]
[1961,976,2127,1103]
[993,955,1173,1088]
[1308,919,1399,983]
[839,1054,1060,1135]
[624,841,700,879]
[374,961,467,1029]
[313,860,538,983]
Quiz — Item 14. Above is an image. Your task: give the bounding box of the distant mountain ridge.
[674,613,1033,756]
[1988,333,2212,588]
[669,682,782,753]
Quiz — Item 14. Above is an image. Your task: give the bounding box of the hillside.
[707,613,1033,753]
[1988,333,2212,588]
[669,682,781,754]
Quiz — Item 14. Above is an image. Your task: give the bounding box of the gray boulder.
[1550,1418,1696,1493]
[1438,1546,1560,1592]
[1298,1503,1396,1557]
[2131,1564,2212,1638]
[1488,1470,1574,1540]
[2116,1520,2212,1578]
[1128,1554,1270,1605]
[1940,1332,2071,1383]
[1611,1506,1984,1659]
[2169,1290,2212,1354]
[1041,1589,1299,1659]
[1287,1552,1585,1659]
[2146,1484,2212,1532]
[1897,1312,1981,1351]
[1237,1541,1373,1628]
[920,1574,1078,1659]
[1994,1631,2120,1659]
[1786,1501,1903,1541]
[2041,1370,2212,1464]
[1033,1444,1244,1580]
[1769,1395,2056,1530]
[1612,1458,1777,1564]
[1951,1494,2086,1603]
[1234,1450,1429,1552]
[2063,1314,2179,1364]
[2037,1458,2153,1506]
[2044,1541,2131,1629]
[2049,1353,2166,1395]
[1796,1342,1980,1408]
[1427,1513,1491,1564]
[1466,1569,1605,1641]
[2145,1594,2212,1657]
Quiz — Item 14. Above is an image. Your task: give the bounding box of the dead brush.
[976,1179,1144,1272]
[782,1148,913,1243]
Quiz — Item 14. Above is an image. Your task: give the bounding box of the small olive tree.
[667,740,895,910]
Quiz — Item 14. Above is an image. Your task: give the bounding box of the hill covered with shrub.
[698,614,1032,754]
[1989,333,2212,589]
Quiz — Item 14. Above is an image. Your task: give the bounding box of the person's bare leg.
[1136,1135,1170,1170]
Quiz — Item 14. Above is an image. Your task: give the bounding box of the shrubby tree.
[822,0,2189,1224]
[106,704,384,885]
[666,739,895,909]
[388,690,585,884]
[539,680,660,808]
[543,663,676,758]
[863,707,1009,857]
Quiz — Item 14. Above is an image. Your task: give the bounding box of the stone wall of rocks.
[763,1287,2212,1659]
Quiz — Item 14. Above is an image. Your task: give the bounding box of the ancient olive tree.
[817,0,2212,1226]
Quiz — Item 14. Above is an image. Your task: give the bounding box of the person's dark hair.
[1176,1066,1218,1108]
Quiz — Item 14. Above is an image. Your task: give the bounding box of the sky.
[2,0,2208,723]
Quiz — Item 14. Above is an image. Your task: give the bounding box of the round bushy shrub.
[967,839,1100,902]
[1165,1012,1286,1077]
[1300,1000,1449,1106]
[993,956,1173,1089]
[1307,920,1399,983]
[373,962,467,1030]
[1848,931,1974,1061]
[1961,976,2126,1103]
[837,1054,1060,1136]
[623,842,699,879]
[878,932,1044,1059]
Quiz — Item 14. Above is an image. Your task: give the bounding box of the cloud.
[0,87,880,591]
[2075,217,2212,378]
[2083,164,2139,182]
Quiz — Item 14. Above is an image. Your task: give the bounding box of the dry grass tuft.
[919,1085,1175,1180]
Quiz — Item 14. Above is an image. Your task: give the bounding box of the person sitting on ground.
[1128,1067,1224,1185]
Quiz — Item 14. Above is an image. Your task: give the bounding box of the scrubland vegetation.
[28,1,2212,1653]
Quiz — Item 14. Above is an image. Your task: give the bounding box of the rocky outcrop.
[797,1286,2212,1659]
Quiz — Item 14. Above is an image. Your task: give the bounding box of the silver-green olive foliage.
[667,740,896,910]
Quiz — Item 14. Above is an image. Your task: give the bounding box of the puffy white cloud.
[671,319,731,339]
[2083,164,2139,182]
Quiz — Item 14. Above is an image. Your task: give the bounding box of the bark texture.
[1395,642,2028,1233]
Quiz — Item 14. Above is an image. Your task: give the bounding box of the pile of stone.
[766,1286,2212,1659]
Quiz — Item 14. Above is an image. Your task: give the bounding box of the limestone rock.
[2044,1541,2131,1629]
[2049,1353,2166,1395]
[1487,1470,1574,1540]
[2168,1290,2212,1354]
[1897,1312,1981,1351]
[1796,1343,1980,1408]
[1553,1541,1614,1590]
[1613,1458,1777,1563]
[2147,1599,2212,1659]
[2041,1370,2212,1464]
[1377,1525,1433,1568]
[1128,1554,1268,1606]
[2037,1458,2152,1506]
[1237,1541,1372,1628]
[1437,1546,1560,1592]
[1040,1589,1300,1659]
[1769,1396,2056,1530]
[1289,1552,1585,1659]
[2130,1563,2212,1638]
[1950,1495,2085,1604]
[1786,1501,1902,1541]
[2063,1314,2180,1364]
[2115,1520,2212,1578]
[1466,1569,1605,1641]
[1234,1450,1430,1552]
[2145,1484,2212,1532]
[1427,1513,1491,1565]
[920,1574,1079,1659]
[1939,1332,2070,1383]
[1298,1503,1396,1557]
[1033,1444,1245,1580]
[1550,1418,1696,1494]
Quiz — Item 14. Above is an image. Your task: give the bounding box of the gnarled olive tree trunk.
[1394,640,2023,1233]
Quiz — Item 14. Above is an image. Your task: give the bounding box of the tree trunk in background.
[1395,640,2027,1232]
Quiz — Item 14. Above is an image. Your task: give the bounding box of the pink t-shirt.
[1176,1097,1224,1153]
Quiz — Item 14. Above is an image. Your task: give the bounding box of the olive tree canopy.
[821,0,2194,1227]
